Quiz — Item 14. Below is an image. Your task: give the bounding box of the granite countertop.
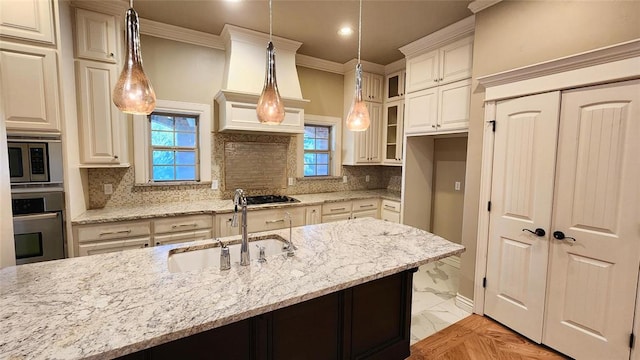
[72,189,401,225]
[0,218,463,360]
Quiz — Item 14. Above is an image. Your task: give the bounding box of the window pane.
[317,165,329,176]
[150,116,173,130]
[303,138,315,150]
[316,127,329,139]
[176,151,196,165]
[151,131,174,146]
[317,153,329,165]
[153,166,174,181]
[152,150,174,165]
[316,139,329,151]
[304,126,315,138]
[175,132,196,147]
[176,166,196,181]
[304,165,316,176]
[304,153,316,165]
[175,117,196,131]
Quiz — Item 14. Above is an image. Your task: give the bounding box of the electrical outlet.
[103,184,113,195]
[211,180,219,190]
[288,177,294,186]
[365,175,370,182]
[343,176,348,183]
[455,181,461,191]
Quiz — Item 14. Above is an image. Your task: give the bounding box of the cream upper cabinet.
[0,0,55,45]
[405,36,473,94]
[385,70,406,101]
[362,72,384,103]
[343,102,382,165]
[404,78,470,135]
[382,100,404,165]
[75,9,117,63]
[0,42,61,133]
[76,60,127,165]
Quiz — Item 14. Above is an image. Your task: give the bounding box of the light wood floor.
[408,314,569,360]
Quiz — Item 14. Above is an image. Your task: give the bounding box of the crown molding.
[468,0,503,14]
[342,59,385,75]
[220,24,302,53]
[400,15,475,58]
[384,58,406,75]
[295,54,344,74]
[140,18,224,50]
[69,1,128,16]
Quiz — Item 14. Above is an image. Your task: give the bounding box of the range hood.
[215,25,309,134]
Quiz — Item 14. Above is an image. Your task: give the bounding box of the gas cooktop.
[244,195,300,205]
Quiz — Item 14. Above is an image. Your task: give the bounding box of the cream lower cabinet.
[351,198,379,219]
[380,200,401,223]
[404,79,471,135]
[153,215,213,246]
[247,207,305,233]
[215,213,240,238]
[321,199,380,223]
[75,220,151,256]
[1,42,61,133]
[305,205,322,225]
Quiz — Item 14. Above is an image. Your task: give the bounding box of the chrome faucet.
[283,211,296,256]
[232,188,250,266]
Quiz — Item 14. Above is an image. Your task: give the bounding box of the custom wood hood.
[215,25,309,134]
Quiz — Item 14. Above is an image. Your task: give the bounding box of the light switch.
[343,176,348,183]
[455,181,461,191]
[365,175,370,182]
[288,177,294,186]
[104,184,113,195]
[211,180,219,190]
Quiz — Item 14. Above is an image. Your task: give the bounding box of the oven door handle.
[13,212,59,221]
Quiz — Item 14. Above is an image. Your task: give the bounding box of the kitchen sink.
[167,235,290,273]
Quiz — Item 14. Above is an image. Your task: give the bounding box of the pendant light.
[345,0,370,132]
[256,0,285,125]
[112,0,156,115]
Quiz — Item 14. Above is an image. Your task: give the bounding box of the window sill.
[134,181,212,187]
[297,176,343,181]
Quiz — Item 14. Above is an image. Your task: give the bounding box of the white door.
[484,91,561,342]
[543,80,640,360]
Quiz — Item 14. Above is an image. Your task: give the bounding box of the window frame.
[133,100,212,185]
[148,112,200,182]
[303,124,332,177]
[297,115,342,178]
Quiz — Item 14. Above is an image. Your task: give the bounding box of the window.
[149,113,199,182]
[133,100,212,185]
[304,125,331,176]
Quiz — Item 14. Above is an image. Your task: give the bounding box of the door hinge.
[630,333,635,349]
[489,120,496,132]
[483,277,487,288]
[487,201,492,212]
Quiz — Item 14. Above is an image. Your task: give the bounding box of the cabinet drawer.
[248,207,305,233]
[351,209,378,220]
[381,210,401,223]
[352,198,379,212]
[322,213,352,223]
[78,237,151,256]
[153,215,213,234]
[216,213,240,238]
[381,200,400,213]
[76,221,151,243]
[322,201,352,215]
[154,229,212,246]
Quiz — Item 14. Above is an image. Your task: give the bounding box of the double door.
[485,80,640,359]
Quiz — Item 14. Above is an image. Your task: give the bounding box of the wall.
[0,120,15,268]
[86,36,399,209]
[430,137,467,245]
[458,1,640,300]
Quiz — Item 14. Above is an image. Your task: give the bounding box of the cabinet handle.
[359,204,374,208]
[384,205,396,209]
[99,229,132,236]
[330,207,346,212]
[265,219,285,224]
[171,223,197,228]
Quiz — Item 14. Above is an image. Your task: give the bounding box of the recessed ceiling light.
[338,26,353,37]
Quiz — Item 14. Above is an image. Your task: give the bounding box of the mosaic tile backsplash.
[87,132,402,209]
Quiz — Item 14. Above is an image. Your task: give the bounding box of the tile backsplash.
[87,132,402,209]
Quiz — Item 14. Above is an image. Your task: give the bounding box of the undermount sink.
[167,235,290,273]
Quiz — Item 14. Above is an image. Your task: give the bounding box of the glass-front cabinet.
[383,100,404,165]
[385,70,406,101]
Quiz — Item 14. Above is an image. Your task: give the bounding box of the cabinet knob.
[440,78,443,81]
[431,125,436,128]
[109,52,114,57]
[434,79,438,83]
[155,242,160,246]
[114,155,119,159]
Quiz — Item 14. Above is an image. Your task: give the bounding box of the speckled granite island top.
[72,189,401,224]
[0,218,463,360]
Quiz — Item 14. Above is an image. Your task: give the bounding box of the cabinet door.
[1,42,60,132]
[76,60,124,164]
[367,102,383,163]
[404,88,437,135]
[385,70,405,100]
[439,36,473,85]
[216,213,240,237]
[438,79,471,132]
[383,101,403,164]
[247,207,305,233]
[0,0,55,44]
[369,73,384,103]
[78,237,151,256]
[305,205,322,225]
[351,209,378,220]
[381,209,400,223]
[153,214,213,234]
[75,9,118,63]
[321,212,351,223]
[405,49,438,93]
[154,229,212,246]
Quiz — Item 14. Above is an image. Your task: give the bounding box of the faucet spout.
[232,189,250,266]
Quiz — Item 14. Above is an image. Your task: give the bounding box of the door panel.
[485,91,561,342]
[543,80,640,360]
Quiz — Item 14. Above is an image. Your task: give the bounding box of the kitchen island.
[0,218,464,359]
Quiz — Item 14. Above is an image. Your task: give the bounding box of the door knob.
[522,228,546,237]
[553,231,576,242]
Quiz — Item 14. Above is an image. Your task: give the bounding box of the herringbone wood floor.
[408,314,569,360]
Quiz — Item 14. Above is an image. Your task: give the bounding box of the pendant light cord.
[269,0,273,42]
[358,0,362,63]
[129,0,133,8]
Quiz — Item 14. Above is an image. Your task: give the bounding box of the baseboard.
[455,293,474,313]
[440,255,461,269]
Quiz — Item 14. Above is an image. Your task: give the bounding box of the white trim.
[384,58,406,75]
[296,54,344,74]
[139,18,224,50]
[70,1,128,16]
[473,101,496,315]
[133,100,212,184]
[399,15,475,58]
[440,255,460,269]
[297,114,343,178]
[478,39,640,101]
[220,24,302,53]
[343,58,385,75]
[468,0,503,14]
[455,293,474,314]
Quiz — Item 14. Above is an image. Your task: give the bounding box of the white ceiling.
[132,0,474,65]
